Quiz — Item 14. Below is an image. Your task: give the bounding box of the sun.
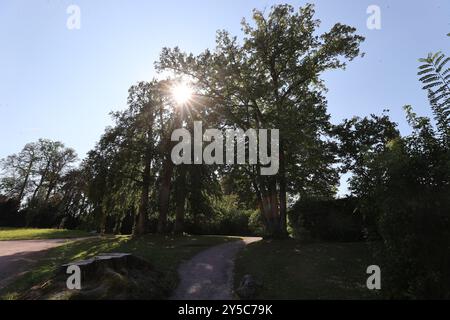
[171,82,193,105]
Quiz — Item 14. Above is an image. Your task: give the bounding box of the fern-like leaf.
[420,75,440,83]
[418,68,434,75]
[418,51,450,145]
[437,57,449,73]
[423,82,443,90]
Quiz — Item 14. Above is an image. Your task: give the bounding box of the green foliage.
[211,195,254,235]
[248,209,266,236]
[185,194,262,236]
[333,113,400,175]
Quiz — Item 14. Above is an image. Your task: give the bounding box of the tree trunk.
[252,178,268,231]
[31,160,50,203]
[157,156,173,233]
[174,165,187,235]
[45,180,56,203]
[278,143,288,237]
[114,214,123,235]
[18,161,34,203]
[256,176,277,237]
[134,132,153,237]
[134,157,151,236]
[157,110,181,234]
[98,207,106,235]
[268,177,281,237]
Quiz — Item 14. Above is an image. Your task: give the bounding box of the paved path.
[172,237,261,300]
[0,239,85,289]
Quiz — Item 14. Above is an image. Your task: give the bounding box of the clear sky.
[1,0,449,194]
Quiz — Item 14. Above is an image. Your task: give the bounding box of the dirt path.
[172,237,261,300]
[0,239,87,290]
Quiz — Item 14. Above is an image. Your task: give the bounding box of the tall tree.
[0,142,38,203]
[86,81,167,236]
[157,3,364,237]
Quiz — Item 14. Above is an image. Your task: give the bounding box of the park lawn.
[0,228,91,241]
[0,234,236,300]
[234,239,381,300]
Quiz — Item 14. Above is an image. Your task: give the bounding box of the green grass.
[234,239,381,300]
[0,234,236,300]
[0,228,91,241]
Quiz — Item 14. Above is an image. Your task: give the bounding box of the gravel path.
[172,237,261,300]
[0,239,87,290]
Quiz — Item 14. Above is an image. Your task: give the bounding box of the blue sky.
[1,0,449,194]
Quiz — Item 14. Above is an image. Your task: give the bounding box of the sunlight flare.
[171,82,193,105]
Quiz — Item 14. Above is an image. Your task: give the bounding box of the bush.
[360,138,450,299]
[184,195,263,236]
[248,209,265,236]
[0,196,25,227]
[23,199,65,228]
[375,191,450,299]
[289,197,364,242]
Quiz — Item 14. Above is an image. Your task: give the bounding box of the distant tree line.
[0,139,78,228]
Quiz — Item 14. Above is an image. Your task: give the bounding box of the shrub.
[359,137,450,299]
[0,195,24,227]
[184,195,263,236]
[23,198,68,229]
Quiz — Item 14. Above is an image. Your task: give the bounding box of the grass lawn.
[0,228,91,241]
[0,234,236,300]
[234,239,381,300]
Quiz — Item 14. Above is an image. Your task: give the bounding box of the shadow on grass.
[0,234,237,300]
[234,239,382,300]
